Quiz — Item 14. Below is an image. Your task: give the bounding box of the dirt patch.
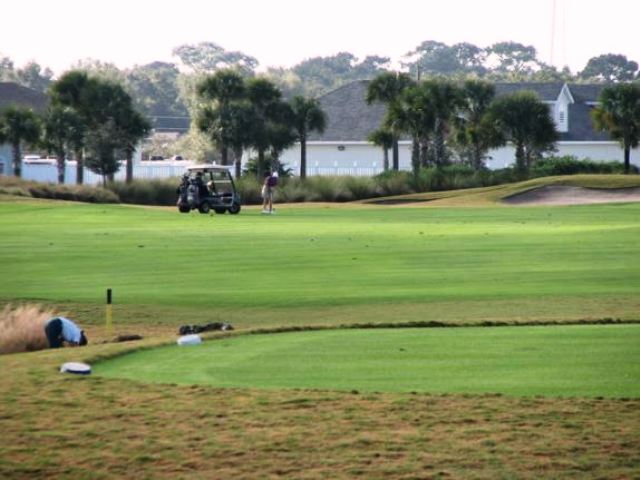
[503,186,640,206]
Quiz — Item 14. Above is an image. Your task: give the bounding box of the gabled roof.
[308,80,613,143]
[0,82,48,112]
[307,80,387,142]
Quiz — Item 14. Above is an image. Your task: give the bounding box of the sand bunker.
[503,186,640,206]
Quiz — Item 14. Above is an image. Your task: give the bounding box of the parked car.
[171,155,185,161]
[149,155,164,161]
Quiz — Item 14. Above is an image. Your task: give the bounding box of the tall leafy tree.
[366,72,415,170]
[403,41,486,78]
[591,83,640,174]
[485,91,558,173]
[173,42,258,75]
[84,119,121,186]
[579,54,639,82]
[116,108,152,183]
[42,106,85,183]
[126,62,186,120]
[486,42,542,78]
[290,96,327,179]
[0,106,41,177]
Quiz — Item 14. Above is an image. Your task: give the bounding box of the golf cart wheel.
[214,208,227,214]
[198,202,211,214]
[178,205,191,213]
[228,204,241,215]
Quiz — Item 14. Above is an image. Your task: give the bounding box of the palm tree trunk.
[221,145,229,166]
[419,137,429,168]
[382,147,389,171]
[624,144,630,174]
[257,148,265,180]
[300,135,307,179]
[233,146,243,178]
[125,149,134,184]
[75,149,84,185]
[12,143,21,177]
[515,143,526,174]
[411,136,420,176]
[56,149,66,184]
[392,138,399,171]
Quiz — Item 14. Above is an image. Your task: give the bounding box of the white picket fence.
[16,160,387,185]
[20,160,195,185]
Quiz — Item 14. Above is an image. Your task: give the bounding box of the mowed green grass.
[94,325,640,397]
[1,199,639,327]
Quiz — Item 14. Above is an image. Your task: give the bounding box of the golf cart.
[177,165,241,214]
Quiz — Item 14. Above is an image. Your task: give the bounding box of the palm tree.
[591,83,640,174]
[385,86,435,175]
[245,77,284,179]
[366,72,414,170]
[49,71,94,184]
[196,70,246,166]
[367,128,394,171]
[485,91,558,173]
[290,96,327,179]
[0,106,41,177]
[454,80,499,170]
[416,79,463,167]
[42,106,85,183]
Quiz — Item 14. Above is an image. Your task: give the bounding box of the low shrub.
[0,185,31,197]
[374,170,413,196]
[532,156,638,176]
[108,179,179,206]
[27,183,119,203]
[235,175,262,204]
[0,304,56,354]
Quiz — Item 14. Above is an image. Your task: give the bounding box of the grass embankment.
[1,177,639,478]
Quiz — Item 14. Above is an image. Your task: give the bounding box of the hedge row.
[1,156,635,205]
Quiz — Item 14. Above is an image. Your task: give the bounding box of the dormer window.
[557,105,568,132]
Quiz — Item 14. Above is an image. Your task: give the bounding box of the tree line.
[0,71,150,185]
[1,39,639,184]
[366,73,640,174]
[2,39,639,121]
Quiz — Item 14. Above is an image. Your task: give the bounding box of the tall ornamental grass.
[0,304,57,354]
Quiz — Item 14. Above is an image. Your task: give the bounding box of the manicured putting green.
[94,324,640,397]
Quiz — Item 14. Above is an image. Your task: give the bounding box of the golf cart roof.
[186,165,231,173]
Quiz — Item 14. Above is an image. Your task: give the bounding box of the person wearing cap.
[44,317,88,348]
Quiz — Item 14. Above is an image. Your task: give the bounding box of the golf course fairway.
[94,324,640,397]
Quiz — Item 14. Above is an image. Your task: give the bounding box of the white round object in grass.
[60,362,92,375]
[177,334,202,346]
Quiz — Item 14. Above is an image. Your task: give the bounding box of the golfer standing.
[261,171,278,214]
[44,317,88,348]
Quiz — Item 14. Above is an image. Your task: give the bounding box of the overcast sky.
[3,0,639,75]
